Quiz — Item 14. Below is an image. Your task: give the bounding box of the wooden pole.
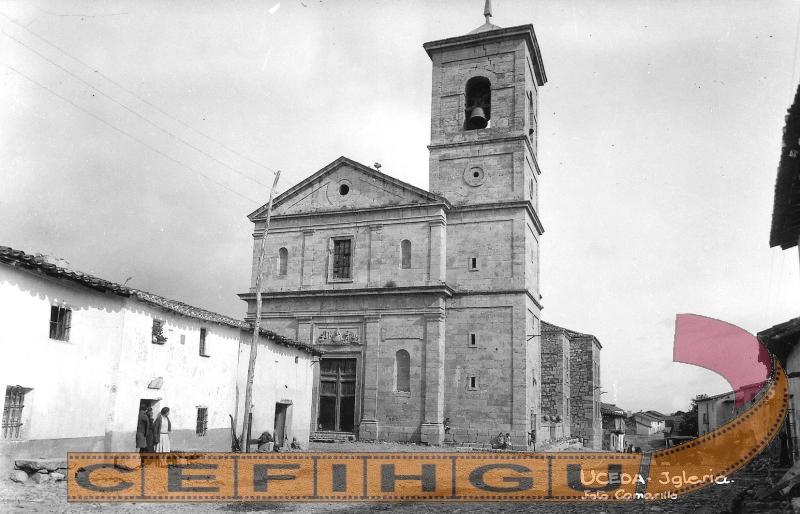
[241,170,281,452]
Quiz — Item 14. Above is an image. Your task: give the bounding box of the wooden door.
[317,359,357,432]
[274,403,288,447]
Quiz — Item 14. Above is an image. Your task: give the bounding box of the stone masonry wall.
[541,329,570,429]
[569,337,602,449]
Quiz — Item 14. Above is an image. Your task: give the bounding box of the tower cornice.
[423,24,546,86]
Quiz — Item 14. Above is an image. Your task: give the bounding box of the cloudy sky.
[2,0,799,413]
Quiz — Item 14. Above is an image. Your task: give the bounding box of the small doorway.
[274,403,289,448]
[139,398,160,415]
[317,358,357,432]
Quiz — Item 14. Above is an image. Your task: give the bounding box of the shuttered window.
[196,407,208,436]
[49,305,71,341]
[332,239,352,279]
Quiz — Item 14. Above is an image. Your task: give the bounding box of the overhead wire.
[6,65,263,205]
[0,11,281,176]
[1,29,278,193]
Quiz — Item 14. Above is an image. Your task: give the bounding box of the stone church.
[242,6,600,448]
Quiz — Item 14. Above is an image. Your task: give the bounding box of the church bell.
[467,106,488,130]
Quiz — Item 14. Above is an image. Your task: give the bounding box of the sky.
[1,0,799,414]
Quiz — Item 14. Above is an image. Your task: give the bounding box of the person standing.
[145,407,156,452]
[153,407,172,453]
[136,406,150,453]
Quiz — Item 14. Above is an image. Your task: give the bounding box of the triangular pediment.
[248,157,448,219]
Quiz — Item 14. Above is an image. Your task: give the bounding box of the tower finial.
[483,0,492,23]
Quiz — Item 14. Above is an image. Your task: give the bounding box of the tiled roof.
[600,402,625,415]
[0,245,322,356]
[759,315,800,344]
[770,82,800,249]
[541,320,591,338]
[633,411,662,422]
[541,320,602,348]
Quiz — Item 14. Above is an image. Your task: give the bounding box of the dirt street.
[0,442,793,513]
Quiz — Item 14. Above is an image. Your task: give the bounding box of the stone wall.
[442,298,516,444]
[569,336,602,449]
[541,327,570,441]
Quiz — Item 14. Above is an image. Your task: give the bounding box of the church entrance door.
[317,358,357,433]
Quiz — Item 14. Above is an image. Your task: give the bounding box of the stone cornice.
[261,202,450,224]
[450,201,544,235]
[451,288,543,310]
[428,134,535,156]
[423,24,547,86]
[239,284,455,301]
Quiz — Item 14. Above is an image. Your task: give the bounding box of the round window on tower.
[339,184,350,195]
[463,166,486,187]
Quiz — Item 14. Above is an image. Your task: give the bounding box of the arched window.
[464,76,491,130]
[400,239,411,269]
[395,350,410,392]
[278,247,288,276]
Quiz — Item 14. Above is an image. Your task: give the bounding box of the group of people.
[493,432,513,450]
[136,405,172,453]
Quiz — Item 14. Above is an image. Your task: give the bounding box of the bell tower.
[423,2,546,209]
[422,2,548,448]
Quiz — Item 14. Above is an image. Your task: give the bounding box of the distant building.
[541,322,603,449]
[626,411,665,436]
[695,383,763,436]
[645,410,668,421]
[0,246,320,469]
[600,403,626,451]
[758,81,800,464]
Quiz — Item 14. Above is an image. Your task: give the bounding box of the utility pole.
[241,170,281,452]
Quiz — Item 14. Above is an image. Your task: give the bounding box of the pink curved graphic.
[673,314,770,407]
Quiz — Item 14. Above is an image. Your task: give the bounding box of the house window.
[49,305,71,341]
[152,319,166,345]
[400,240,411,269]
[2,386,29,439]
[278,247,288,276]
[468,333,477,347]
[468,257,478,270]
[395,350,410,393]
[199,328,209,356]
[196,407,208,436]
[332,238,352,279]
[468,376,478,390]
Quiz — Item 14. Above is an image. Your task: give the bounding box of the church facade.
[242,14,555,448]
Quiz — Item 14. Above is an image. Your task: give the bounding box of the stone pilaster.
[359,315,381,440]
[301,230,314,288]
[296,316,313,345]
[367,226,382,288]
[427,219,446,284]
[420,312,446,445]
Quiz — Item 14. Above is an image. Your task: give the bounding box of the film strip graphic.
[67,365,786,503]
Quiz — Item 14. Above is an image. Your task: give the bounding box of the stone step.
[310,431,355,443]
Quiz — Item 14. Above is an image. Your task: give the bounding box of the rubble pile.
[7,459,66,485]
